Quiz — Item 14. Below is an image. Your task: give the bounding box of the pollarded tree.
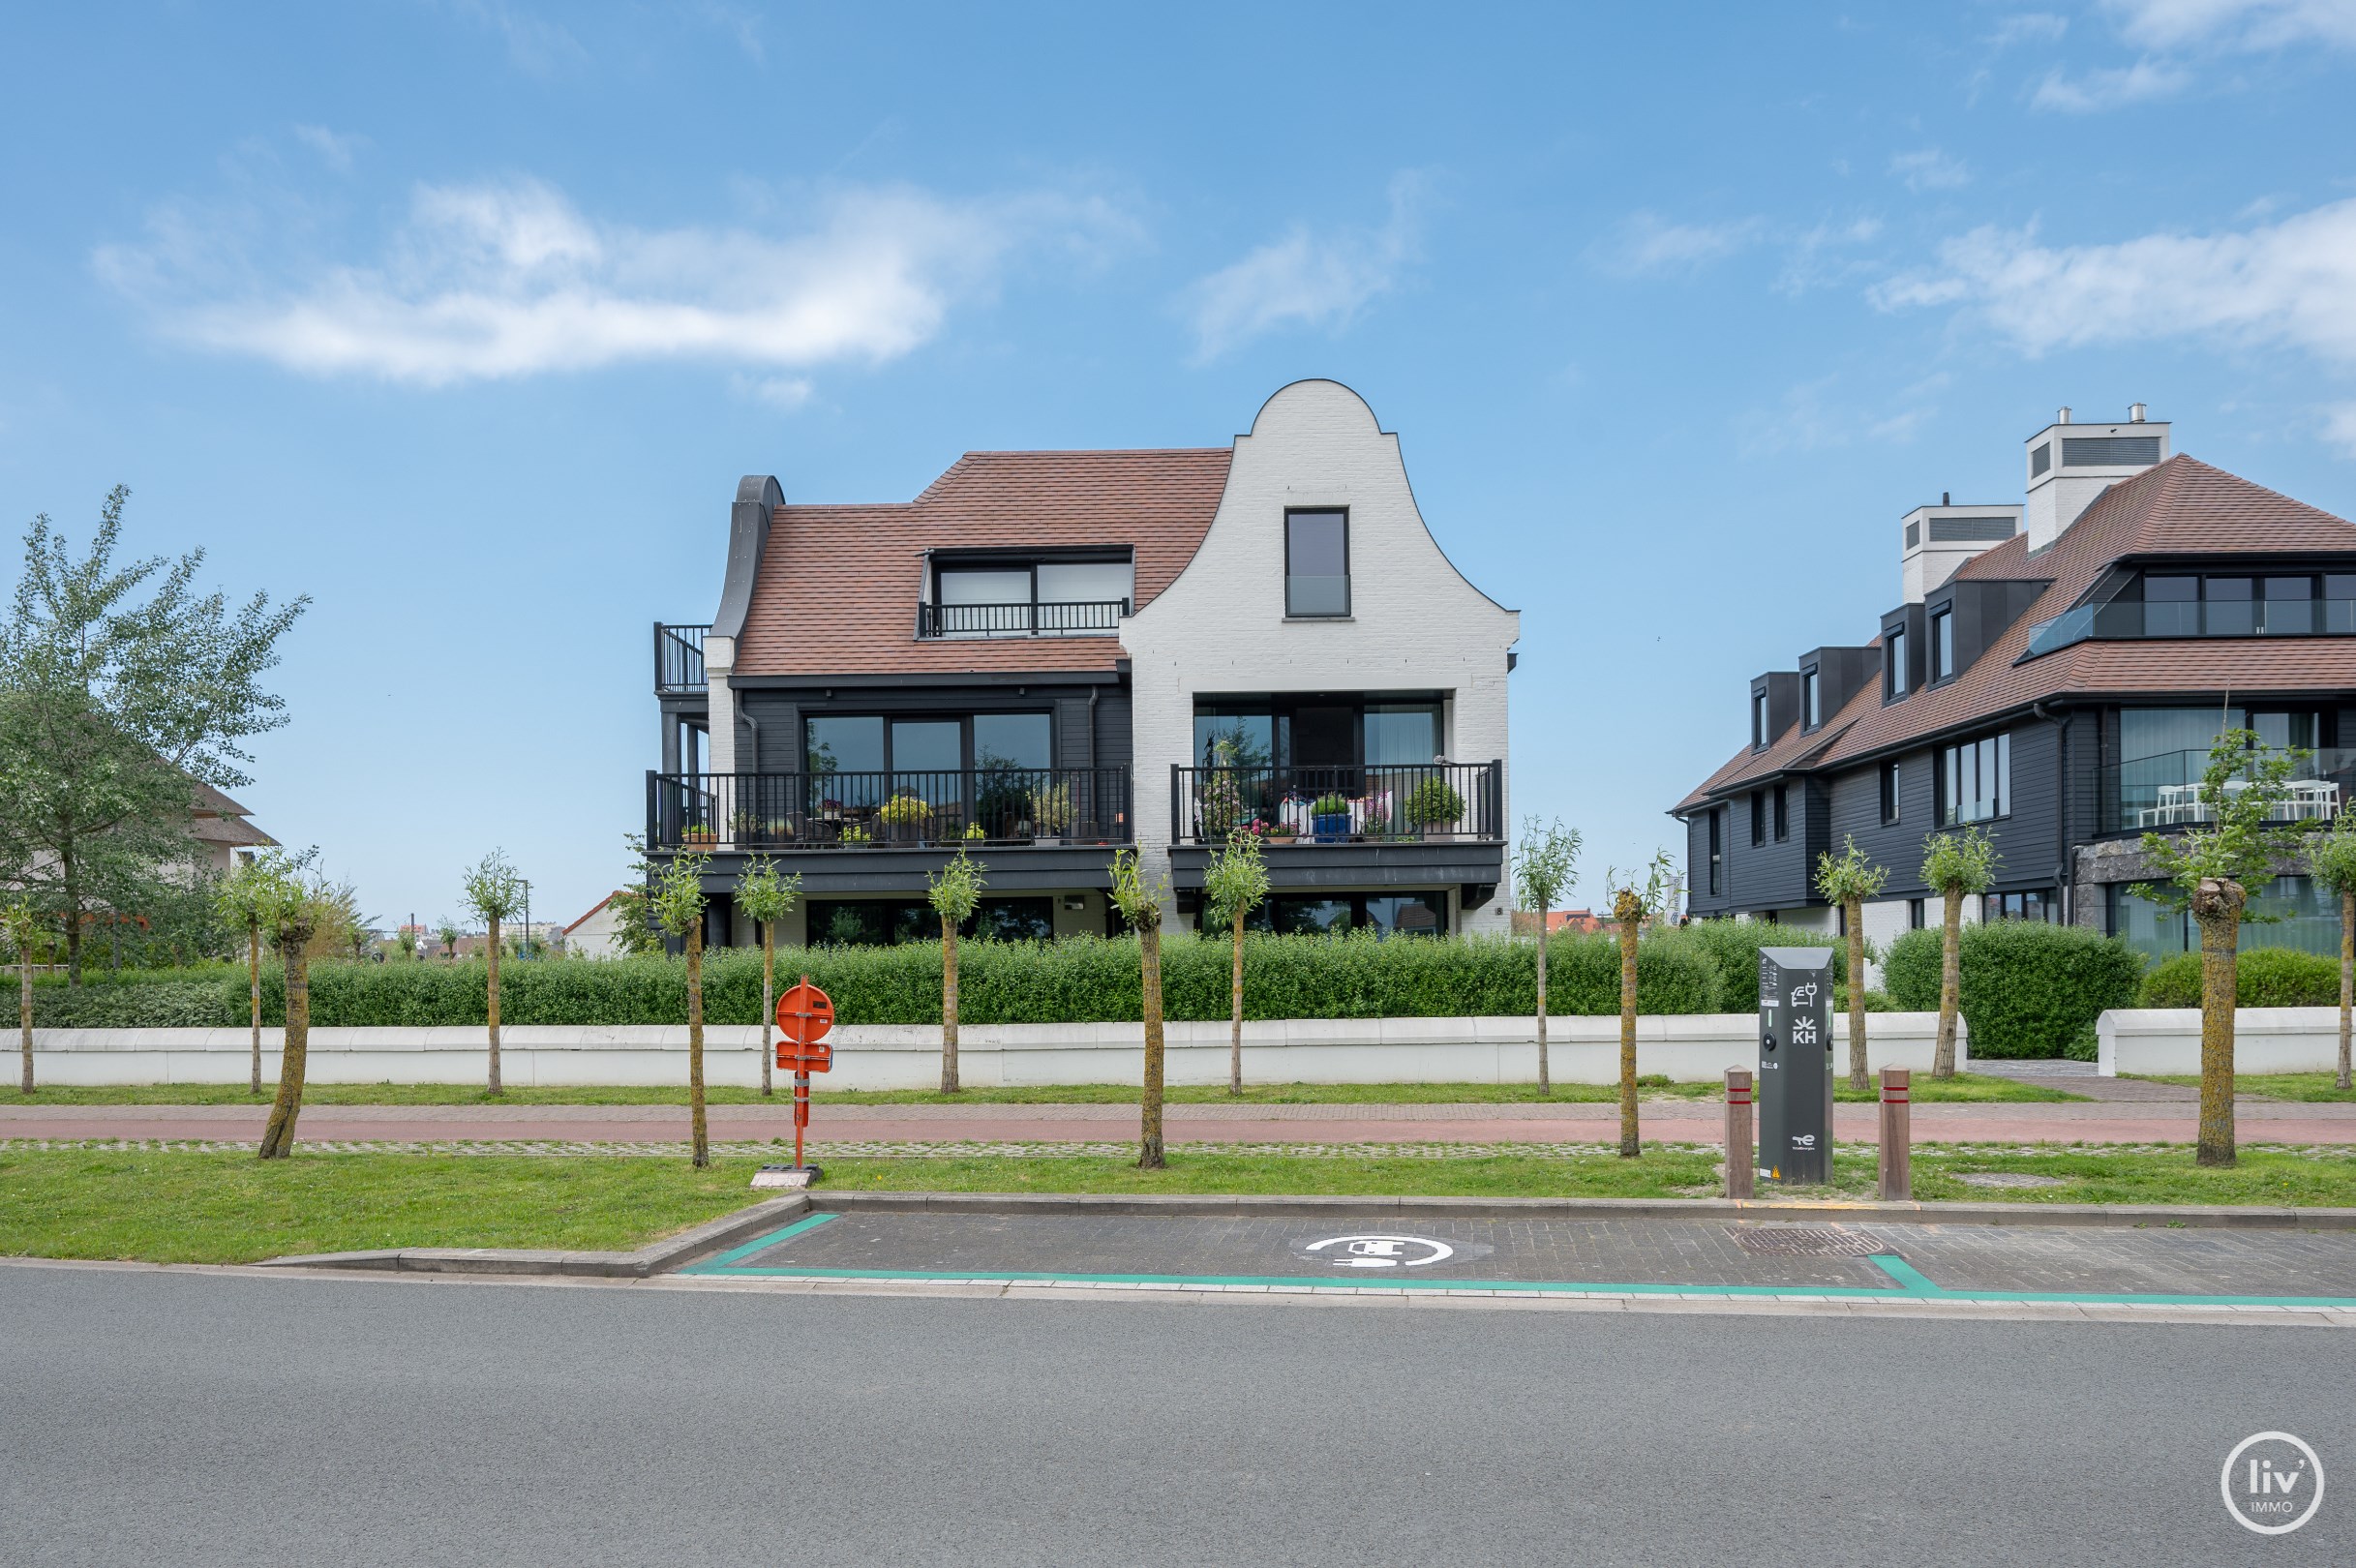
[926,848,986,1094]
[0,486,306,984]
[1514,817,1583,1097]
[1203,828,1270,1096]
[1815,836,1890,1093]
[215,849,306,1097]
[4,898,34,1095]
[1109,849,1169,1170]
[733,857,803,1099]
[648,852,713,1167]
[1919,826,1998,1080]
[2309,809,2356,1093]
[461,850,525,1097]
[436,919,461,960]
[1605,853,1676,1159]
[2136,729,2314,1165]
[257,865,328,1161]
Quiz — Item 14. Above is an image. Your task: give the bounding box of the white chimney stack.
[1901,500,2022,604]
[2023,405,2170,552]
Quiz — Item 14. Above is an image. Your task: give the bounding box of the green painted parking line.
[690,1212,838,1272]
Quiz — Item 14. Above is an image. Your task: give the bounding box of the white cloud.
[1590,212,1769,276]
[1889,148,1972,192]
[96,177,1132,385]
[1774,218,1884,295]
[2030,56,2195,110]
[1872,197,2356,367]
[291,125,366,174]
[2102,0,2356,50]
[450,1,588,76]
[2324,402,2356,457]
[1183,174,1425,361]
[1991,13,2071,45]
[733,373,812,410]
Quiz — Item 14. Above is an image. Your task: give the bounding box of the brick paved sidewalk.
[9,1098,2356,1147]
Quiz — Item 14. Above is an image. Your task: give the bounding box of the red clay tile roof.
[735,448,1232,676]
[1676,455,2356,812]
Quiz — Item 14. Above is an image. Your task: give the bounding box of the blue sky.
[4,1,2355,929]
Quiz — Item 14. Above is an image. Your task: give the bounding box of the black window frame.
[1885,624,1910,698]
[1707,808,1723,895]
[803,709,1058,776]
[1284,507,1351,618]
[1752,690,1769,750]
[1801,667,1822,730]
[1936,731,2010,826]
[1771,783,1790,841]
[1878,760,1901,825]
[1928,607,1955,683]
[1908,897,1925,929]
[1750,790,1766,846]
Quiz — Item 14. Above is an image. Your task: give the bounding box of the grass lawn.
[9,1141,2356,1266]
[8,1070,2080,1107]
[2129,1072,2356,1103]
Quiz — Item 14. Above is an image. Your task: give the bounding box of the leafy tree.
[461,850,525,1097]
[925,849,986,1093]
[2311,810,2356,1093]
[396,924,417,960]
[1514,817,1583,1096]
[1605,853,1676,1158]
[733,857,803,1098]
[435,919,461,960]
[1815,836,1890,1092]
[257,866,330,1160]
[0,487,306,983]
[2135,730,2315,1164]
[4,898,33,1094]
[1919,826,1998,1080]
[1109,850,1169,1169]
[1202,829,1270,1096]
[648,852,712,1166]
[215,850,307,1096]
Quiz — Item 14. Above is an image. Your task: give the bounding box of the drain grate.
[1728,1225,1883,1257]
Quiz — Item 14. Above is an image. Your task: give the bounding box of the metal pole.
[1879,1069,1912,1200]
[1724,1069,1754,1200]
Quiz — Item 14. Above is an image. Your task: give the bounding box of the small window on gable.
[1284,510,1349,618]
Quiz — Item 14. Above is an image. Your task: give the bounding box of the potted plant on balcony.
[837,822,871,845]
[680,822,717,847]
[1199,769,1245,839]
[1403,777,1466,839]
[878,792,932,845]
[1029,781,1073,845]
[1310,794,1351,843]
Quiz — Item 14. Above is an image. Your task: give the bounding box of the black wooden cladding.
[1925,579,2047,685]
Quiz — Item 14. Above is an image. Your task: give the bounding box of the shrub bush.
[1882,920,2141,1057]
[31,982,235,1029]
[1676,920,1840,1010]
[202,930,1721,1027]
[2139,947,2341,1009]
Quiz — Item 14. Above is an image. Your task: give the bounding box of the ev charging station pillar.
[1758,947,1834,1186]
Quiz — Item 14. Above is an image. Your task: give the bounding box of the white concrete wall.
[2100,1008,2350,1076]
[29,1013,1963,1091]
[1858,897,1913,989]
[1120,380,1521,935]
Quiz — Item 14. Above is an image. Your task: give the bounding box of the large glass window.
[1930,609,1954,680]
[973,712,1052,769]
[1940,732,2009,824]
[806,715,885,776]
[1036,560,1133,610]
[2262,576,2315,635]
[809,897,1056,946]
[2143,575,2199,636]
[1886,626,1909,696]
[937,568,1032,608]
[2110,877,2342,961]
[1284,510,1349,617]
[1195,705,1275,769]
[1225,893,1449,938]
[2205,576,2255,636]
[1364,703,1442,766]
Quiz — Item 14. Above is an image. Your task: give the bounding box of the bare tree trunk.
[1616,891,1640,1158]
[247,919,261,1096]
[760,920,774,1098]
[2340,888,2352,1094]
[1138,920,1165,1169]
[17,946,31,1095]
[1932,887,1962,1079]
[687,920,709,1168]
[1534,928,1552,1097]
[1846,895,1869,1093]
[485,915,503,1097]
[2192,877,2243,1167]
[1228,909,1245,1097]
[939,915,961,1094]
[258,945,310,1159]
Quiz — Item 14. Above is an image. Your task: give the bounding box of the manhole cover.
[1953,1171,2069,1189]
[1728,1225,1882,1257]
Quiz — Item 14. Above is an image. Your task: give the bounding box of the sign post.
[1757,947,1834,1186]
[757,976,834,1188]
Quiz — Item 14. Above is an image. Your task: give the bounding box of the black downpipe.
[2035,700,2073,924]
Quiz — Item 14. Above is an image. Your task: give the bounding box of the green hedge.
[1881,920,2142,1058]
[1676,920,1840,1008]
[55,930,1729,1028]
[2138,948,2343,1010]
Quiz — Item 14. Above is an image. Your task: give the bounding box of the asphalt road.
[4,1266,2350,1566]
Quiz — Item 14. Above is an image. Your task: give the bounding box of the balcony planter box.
[1311,812,1350,843]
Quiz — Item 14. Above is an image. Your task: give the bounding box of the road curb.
[257,1193,811,1278]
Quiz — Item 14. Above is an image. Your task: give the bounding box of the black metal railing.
[654,622,709,692]
[916,600,1129,638]
[1171,761,1503,846]
[648,767,1133,850]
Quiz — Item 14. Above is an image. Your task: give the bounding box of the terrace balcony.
[915,599,1130,638]
[1167,760,1507,904]
[2099,747,2356,833]
[653,622,709,693]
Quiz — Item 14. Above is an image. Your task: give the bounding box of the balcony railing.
[648,767,1132,851]
[2100,747,2356,833]
[654,623,709,692]
[916,600,1129,638]
[1171,762,1503,846]
[2025,598,2356,659]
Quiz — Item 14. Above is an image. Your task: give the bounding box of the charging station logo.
[1300,1235,1457,1269]
[2221,1432,2324,1535]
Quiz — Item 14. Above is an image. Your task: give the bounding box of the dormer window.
[1751,690,1769,749]
[1886,624,1910,696]
[923,555,1133,638]
[1929,607,1955,681]
[1802,668,1821,729]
